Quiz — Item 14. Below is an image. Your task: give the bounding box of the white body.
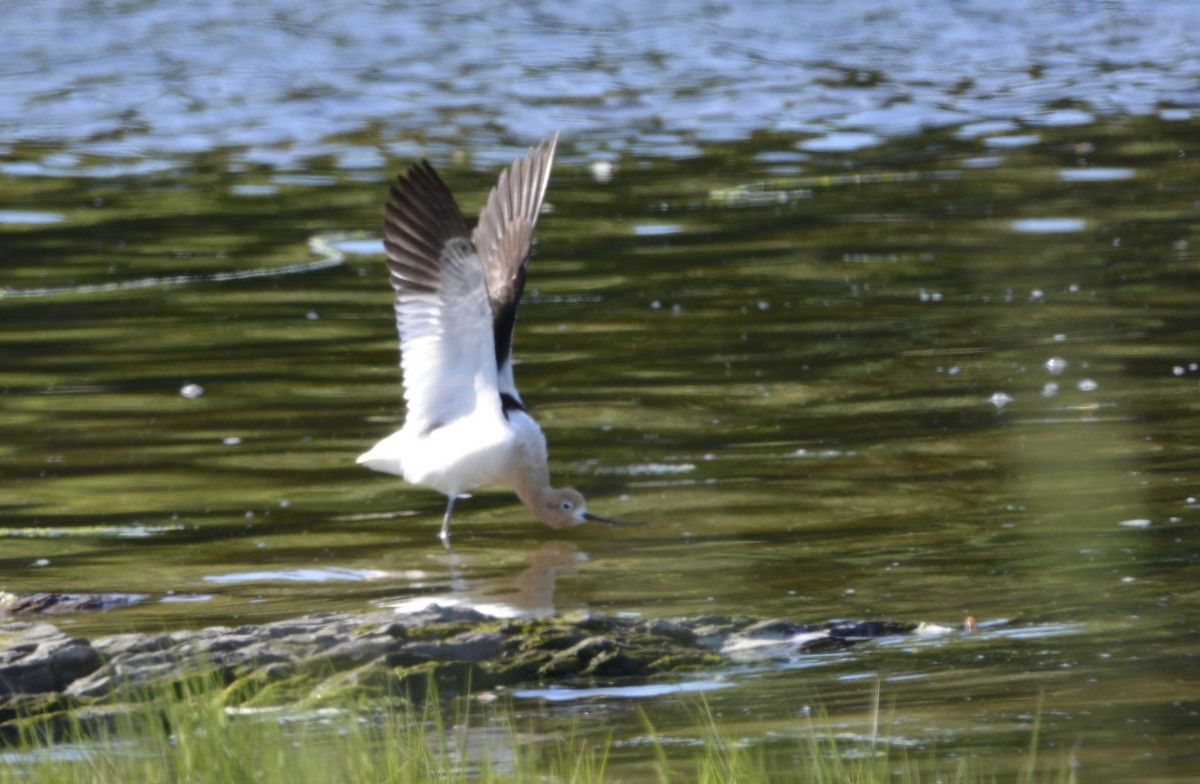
[357,402,547,500]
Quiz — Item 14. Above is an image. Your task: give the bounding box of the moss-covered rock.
[1,600,934,735]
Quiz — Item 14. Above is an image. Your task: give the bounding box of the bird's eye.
[560,500,573,511]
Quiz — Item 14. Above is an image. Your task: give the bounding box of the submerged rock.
[0,601,938,736]
[0,592,146,618]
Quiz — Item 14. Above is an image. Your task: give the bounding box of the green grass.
[1,675,1074,784]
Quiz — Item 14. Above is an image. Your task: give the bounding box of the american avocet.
[358,134,638,541]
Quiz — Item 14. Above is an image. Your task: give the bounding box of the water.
[3,0,1200,780]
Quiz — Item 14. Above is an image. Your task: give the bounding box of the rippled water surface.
[3,1,1200,780]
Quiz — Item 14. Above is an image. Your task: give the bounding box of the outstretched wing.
[471,134,559,402]
[383,161,497,436]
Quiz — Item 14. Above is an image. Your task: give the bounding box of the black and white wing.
[382,160,496,436]
[470,134,559,406]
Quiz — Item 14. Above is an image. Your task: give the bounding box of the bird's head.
[534,488,644,530]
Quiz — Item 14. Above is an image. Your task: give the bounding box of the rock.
[520,624,588,652]
[584,649,640,677]
[721,618,922,659]
[0,623,102,698]
[65,672,116,700]
[538,652,583,676]
[636,618,696,645]
[1,597,952,732]
[565,636,618,661]
[433,631,508,663]
[322,635,393,668]
[0,593,145,618]
[688,615,757,648]
[92,633,175,658]
[565,610,617,632]
[826,619,916,641]
[739,619,816,638]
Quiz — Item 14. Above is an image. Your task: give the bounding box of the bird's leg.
[439,495,457,543]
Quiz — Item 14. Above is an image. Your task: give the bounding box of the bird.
[357,134,639,541]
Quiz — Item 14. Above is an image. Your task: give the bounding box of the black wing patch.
[382,161,469,295]
[492,263,526,372]
[499,392,528,419]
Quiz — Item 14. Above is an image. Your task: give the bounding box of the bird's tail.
[356,441,405,477]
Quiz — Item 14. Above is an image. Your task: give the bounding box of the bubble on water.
[589,160,614,182]
[1053,334,1067,342]
[919,288,942,302]
[1041,382,1059,397]
[988,392,1013,409]
[1045,357,1068,375]
[223,436,242,445]
[1029,289,1044,301]
[1173,366,1185,376]
[1077,379,1098,392]
[32,558,50,568]
[180,383,204,399]
[1118,519,1151,528]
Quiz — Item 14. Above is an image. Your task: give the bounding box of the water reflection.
[381,540,587,618]
[1011,217,1087,233]
[204,567,390,585]
[513,679,734,702]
